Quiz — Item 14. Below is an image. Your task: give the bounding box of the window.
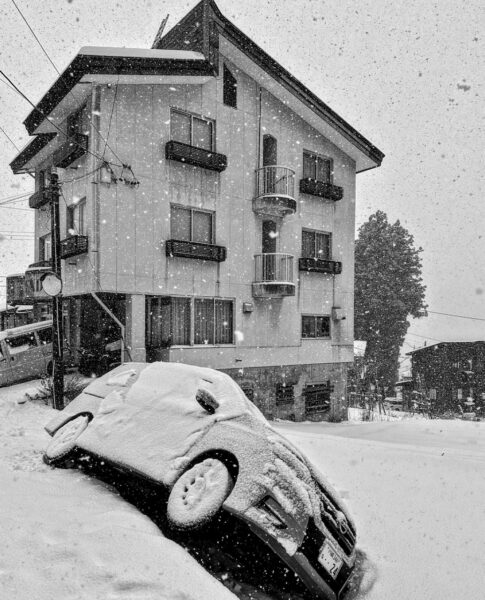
[302,229,331,259]
[303,150,332,182]
[6,333,37,356]
[171,205,214,244]
[170,108,214,151]
[146,296,233,347]
[305,383,331,414]
[302,315,331,339]
[194,298,233,345]
[36,170,49,191]
[429,388,437,400]
[240,383,254,401]
[146,296,190,347]
[457,388,463,400]
[37,327,52,345]
[39,234,52,262]
[67,104,87,137]
[223,64,237,108]
[276,383,294,405]
[66,198,86,236]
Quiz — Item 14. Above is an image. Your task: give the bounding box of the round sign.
[40,272,62,296]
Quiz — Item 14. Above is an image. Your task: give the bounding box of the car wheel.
[167,458,234,530]
[44,415,90,467]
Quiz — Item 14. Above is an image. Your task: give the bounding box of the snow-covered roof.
[78,47,205,61]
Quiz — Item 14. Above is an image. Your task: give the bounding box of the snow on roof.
[79,46,206,61]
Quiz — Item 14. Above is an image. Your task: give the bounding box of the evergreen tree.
[354,211,427,391]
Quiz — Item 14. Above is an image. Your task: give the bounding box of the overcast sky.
[0,0,483,369]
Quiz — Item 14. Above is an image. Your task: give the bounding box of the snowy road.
[275,420,485,600]
[1,381,485,600]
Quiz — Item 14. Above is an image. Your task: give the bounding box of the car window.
[37,327,53,345]
[5,333,38,355]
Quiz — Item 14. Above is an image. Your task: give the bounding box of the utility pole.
[50,172,64,410]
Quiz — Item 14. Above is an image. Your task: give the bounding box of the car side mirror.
[196,389,219,414]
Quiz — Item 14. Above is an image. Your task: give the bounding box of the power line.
[0,68,122,169]
[0,124,20,151]
[427,309,485,323]
[8,0,127,169]
[10,0,59,73]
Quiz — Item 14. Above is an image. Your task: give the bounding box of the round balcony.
[253,166,297,218]
[252,253,295,298]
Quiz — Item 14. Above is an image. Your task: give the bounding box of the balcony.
[299,178,343,201]
[29,188,50,209]
[165,239,226,262]
[165,140,227,172]
[252,253,295,298]
[53,133,88,169]
[299,257,342,274]
[60,235,89,259]
[253,166,296,218]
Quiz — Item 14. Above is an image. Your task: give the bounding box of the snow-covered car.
[44,362,357,599]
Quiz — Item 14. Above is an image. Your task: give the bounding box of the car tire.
[44,415,90,467]
[167,458,234,530]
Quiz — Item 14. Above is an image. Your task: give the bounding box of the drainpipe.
[90,291,125,366]
[91,85,101,290]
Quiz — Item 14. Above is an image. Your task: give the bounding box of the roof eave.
[10,133,57,174]
[23,53,216,135]
[207,0,384,169]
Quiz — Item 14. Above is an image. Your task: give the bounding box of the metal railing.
[256,165,295,199]
[254,253,294,283]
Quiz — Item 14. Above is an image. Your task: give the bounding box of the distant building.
[407,342,485,414]
[0,274,35,330]
[9,0,383,420]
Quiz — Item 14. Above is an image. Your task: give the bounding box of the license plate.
[318,539,343,579]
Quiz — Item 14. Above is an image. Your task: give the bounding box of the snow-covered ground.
[1,380,484,599]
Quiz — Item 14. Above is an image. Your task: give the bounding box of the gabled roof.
[12,0,384,174]
[154,0,384,171]
[406,341,485,355]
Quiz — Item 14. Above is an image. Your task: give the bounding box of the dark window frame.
[66,198,86,237]
[275,383,295,405]
[39,233,52,262]
[301,228,332,260]
[194,297,234,345]
[146,295,234,348]
[303,150,333,183]
[223,64,237,108]
[170,204,215,245]
[170,108,215,151]
[305,383,331,414]
[301,315,331,339]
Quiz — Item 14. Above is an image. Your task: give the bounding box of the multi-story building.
[407,342,485,414]
[9,0,383,420]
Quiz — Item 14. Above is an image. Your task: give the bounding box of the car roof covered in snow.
[0,320,53,341]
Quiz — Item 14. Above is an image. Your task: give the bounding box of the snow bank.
[0,381,236,600]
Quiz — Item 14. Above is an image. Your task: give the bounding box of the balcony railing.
[60,235,88,259]
[53,133,88,169]
[165,239,227,262]
[29,189,50,209]
[165,140,227,172]
[299,257,342,274]
[252,253,295,298]
[253,166,296,217]
[299,178,343,201]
